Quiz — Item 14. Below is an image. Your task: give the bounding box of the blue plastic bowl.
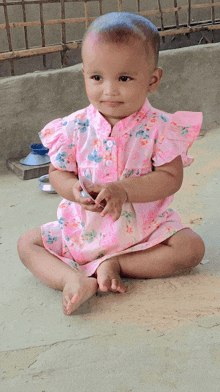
[31,143,49,155]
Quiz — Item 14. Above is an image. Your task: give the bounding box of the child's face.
[82,34,162,127]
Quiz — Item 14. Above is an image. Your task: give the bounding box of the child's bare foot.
[62,274,98,315]
[96,257,126,294]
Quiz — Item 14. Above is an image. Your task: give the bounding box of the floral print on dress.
[76,119,89,133]
[45,233,58,245]
[40,98,203,277]
[136,127,150,139]
[88,150,103,163]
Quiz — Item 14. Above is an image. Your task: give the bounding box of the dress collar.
[87,98,152,138]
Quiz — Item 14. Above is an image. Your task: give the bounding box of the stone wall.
[0,43,219,164]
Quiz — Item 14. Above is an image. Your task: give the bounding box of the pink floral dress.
[40,98,202,276]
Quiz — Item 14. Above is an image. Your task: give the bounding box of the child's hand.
[72,181,103,213]
[87,182,128,221]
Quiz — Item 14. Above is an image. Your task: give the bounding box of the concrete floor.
[1,127,220,392]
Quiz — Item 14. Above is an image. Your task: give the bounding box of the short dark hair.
[82,12,160,65]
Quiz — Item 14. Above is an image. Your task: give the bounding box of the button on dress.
[40,99,203,276]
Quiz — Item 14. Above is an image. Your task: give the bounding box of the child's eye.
[120,76,131,82]
[92,75,102,81]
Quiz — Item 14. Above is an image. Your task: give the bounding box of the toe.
[112,279,126,294]
[99,280,110,292]
[118,284,126,294]
[98,276,112,292]
[62,290,73,315]
[62,295,69,309]
[111,279,119,292]
[70,293,78,303]
[62,303,69,315]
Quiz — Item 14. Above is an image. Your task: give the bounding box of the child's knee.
[17,228,42,256]
[188,233,205,267]
[172,229,205,269]
[17,231,31,259]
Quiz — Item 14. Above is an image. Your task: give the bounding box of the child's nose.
[104,81,118,96]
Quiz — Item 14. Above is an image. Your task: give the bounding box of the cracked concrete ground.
[1,127,220,392]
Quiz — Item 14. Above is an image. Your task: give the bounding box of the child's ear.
[148,67,163,94]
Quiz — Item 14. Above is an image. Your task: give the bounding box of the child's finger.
[87,184,102,195]
[73,188,94,206]
[99,200,111,217]
[101,210,121,221]
[111,210,122,221]
[94,189,108,207]
[100,203,121,221]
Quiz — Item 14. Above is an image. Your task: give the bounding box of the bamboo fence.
[0,0,219,75]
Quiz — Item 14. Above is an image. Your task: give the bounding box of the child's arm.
[91,155,183,220]
[49,155,183,221]
[121,155,183,203]
[49,164,78,201]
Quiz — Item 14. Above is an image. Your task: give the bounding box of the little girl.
[18,12,205,315]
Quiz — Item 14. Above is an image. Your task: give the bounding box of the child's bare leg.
[17,228,98,315]
[96,228,204,292]
[118,228,205,279]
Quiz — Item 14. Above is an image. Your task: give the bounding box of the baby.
[18,12,205,315]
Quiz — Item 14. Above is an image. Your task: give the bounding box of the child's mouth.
[103,101,123,107]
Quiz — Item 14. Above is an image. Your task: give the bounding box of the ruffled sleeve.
[152,111,203,167]
[39,118,77,173]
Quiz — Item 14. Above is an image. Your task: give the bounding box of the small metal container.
[79,176,105,207]
[38,175,56,194]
